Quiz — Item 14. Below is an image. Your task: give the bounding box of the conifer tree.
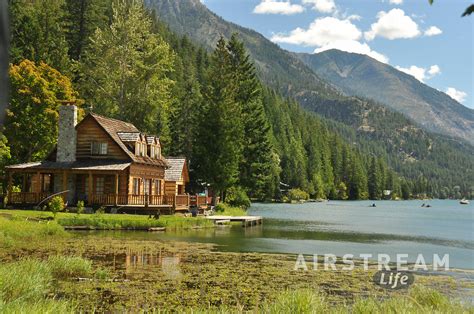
[196,37,243,197]
[80,0,174,140]
[227,34,277,199]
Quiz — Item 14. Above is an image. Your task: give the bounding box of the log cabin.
[5,105,208,212]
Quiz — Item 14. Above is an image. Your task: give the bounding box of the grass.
[0,216,67,248]
[192,287,472,313]
[0,209,214,230]
[0,256,94,313]
[214,203,248,216]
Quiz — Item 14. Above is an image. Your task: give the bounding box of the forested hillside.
[145,0,474,199]
[2,0,473,200]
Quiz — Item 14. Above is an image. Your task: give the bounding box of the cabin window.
[154,180,161,195]
[150,145,155,158]
[95,177,105,194]
[91,142,108,155]
[133,178,140,195]
[144,179,151,195]
[41,174,52,193]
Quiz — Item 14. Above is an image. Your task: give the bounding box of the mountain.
[296,50,474,144]
[145,0,339,99]
[144,0,474,193]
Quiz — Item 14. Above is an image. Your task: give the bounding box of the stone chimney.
[56,105,77,162]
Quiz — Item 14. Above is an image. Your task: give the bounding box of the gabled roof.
[164,157,188,182]
[86,113,168,167]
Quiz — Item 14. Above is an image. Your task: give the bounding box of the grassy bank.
[0,216,67,248]
[0,209,214,230]
[214,203,248,216]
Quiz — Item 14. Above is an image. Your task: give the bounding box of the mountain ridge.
[296,49,474,144]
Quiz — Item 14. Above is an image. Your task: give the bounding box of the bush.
[225,186,251,209]
[76,200,85,215]
[48,196,65,218]
[288,189,309,202]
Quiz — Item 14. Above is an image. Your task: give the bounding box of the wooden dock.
[205,215,263,227]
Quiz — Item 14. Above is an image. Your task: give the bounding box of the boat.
[460,199,470,205]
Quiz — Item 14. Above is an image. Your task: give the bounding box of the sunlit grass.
[214,203,248,216]
[0,209,214,230]
[0,216,67,247]
[0,256,94,313]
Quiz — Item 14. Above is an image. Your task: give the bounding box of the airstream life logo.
[373,270,414,289]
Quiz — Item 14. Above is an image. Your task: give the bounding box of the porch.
[7,192,209,210]
[4,160,211,211]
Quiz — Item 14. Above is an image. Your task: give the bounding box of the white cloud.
[365,9,420,41]
[445,87,467,103]
[253,0,305,15]
[302,0,336,13]
[315,40,389,63]
[389,0,403,5]
[428,65,441,76]
[395,64,441,82]
[271,16,361,46]
[424,26,442,36]
[272,17,387,63]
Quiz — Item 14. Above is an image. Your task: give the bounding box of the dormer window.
[91,142,108,155]
[150,145,155,158]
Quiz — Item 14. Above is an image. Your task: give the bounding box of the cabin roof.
[88,113,168,167]
[6,160,132,171]
[117,132,141,142]
[164,157,187,181]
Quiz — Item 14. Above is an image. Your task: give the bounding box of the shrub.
[225,186,251,209]
[288,188,309,202]
[76,200,85,215]
[48,196,65,218]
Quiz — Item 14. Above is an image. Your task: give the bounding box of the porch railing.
[7,192,214,209]
[8,192,52,205]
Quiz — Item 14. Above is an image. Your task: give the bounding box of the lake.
[89,200,474,270]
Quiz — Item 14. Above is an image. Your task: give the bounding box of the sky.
[201,0,473,109]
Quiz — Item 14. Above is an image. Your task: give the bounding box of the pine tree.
[64,0,111,61]
[80,0,174,139]
[10,0,71,72]
[368,156,380,199]
[227,34,277,199]
[196,37,243,197]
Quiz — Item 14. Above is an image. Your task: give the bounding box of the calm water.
[89,200,474,269]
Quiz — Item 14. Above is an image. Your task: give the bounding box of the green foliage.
[288,189,309,202]
[0,216,66,248]
[64,0,111,61]
[76,200,85,215]
[0,256,94,313]
[224,186,251,209]
[5,60,82,163]
[46,255,92,279]
[214,203,247,216]
[80,0,175,141]
[9,0,71,72]
[57,212,212,229]
[48,196,65,218]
